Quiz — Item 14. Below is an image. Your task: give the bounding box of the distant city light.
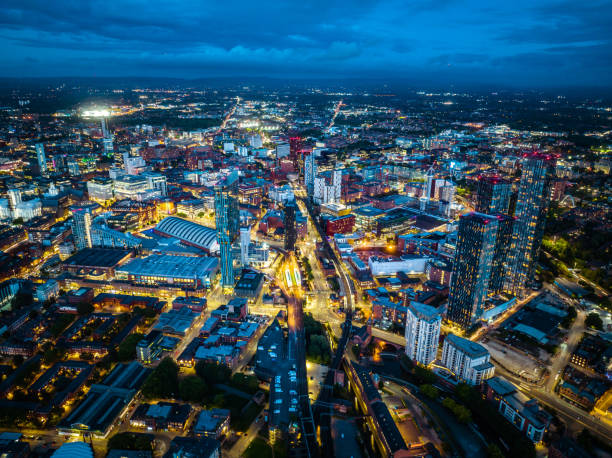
[81,109,110,118]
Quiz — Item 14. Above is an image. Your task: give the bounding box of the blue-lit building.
[447,212,499,328]
[504,153,556,296]
[215,171,239,292]
[35,143,47,175]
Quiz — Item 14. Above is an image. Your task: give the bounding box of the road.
[227,408,267,457]
[544,310,585,392]
[543,250,609,296]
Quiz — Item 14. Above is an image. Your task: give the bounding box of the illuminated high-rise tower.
[504,154,556,296]
[447,212,499,328]
[215,171,239,292]
[35,143,47,175]
[70,202,98,250]
[475,175,512,214]
[284,201,297,251]
[475,175,514,295]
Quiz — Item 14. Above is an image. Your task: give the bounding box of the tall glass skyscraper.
[35,143,47,175]
[284,201,297,251]
[504,154,556,296]
[215,171,239,292]
[475,175,512,214]
[474,175,514,295]
[447,212,499,328]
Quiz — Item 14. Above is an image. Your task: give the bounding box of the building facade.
[504,154,556,296]
[441,334,494,385]
[404,301,441,366]
[447,212,499,328]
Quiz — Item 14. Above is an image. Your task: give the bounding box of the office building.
[87,177,114,201]
[447,212,499,327]
[313,169,341,205]
[35,143,47,175]
[7,189,21,211]
[284,201,297,251]
[504,154,556,296]
[304,153,316,197]
[70,202,99,250]
[143,171,167,196]
[215,171,239,292]
[475,175,512,214]
[405,301,441,366]
[240,226,250,267]
[441,334,494,385]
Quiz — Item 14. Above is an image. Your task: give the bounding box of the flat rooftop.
[64,248,132,268]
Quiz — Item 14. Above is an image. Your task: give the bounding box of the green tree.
[420,384,440,399]
[141,357,179,399]
[195,361,231,386]
[585,312,603,330]
[179,375,208,403]
[107,432,154,452]
[117,333,144,362]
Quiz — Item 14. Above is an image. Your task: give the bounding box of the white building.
[124,154,148,175]
[13,199,42,221]
[368,255,430,276]
[143,172,167,196]
[275,142,290,158]
[249,134,263,148]
[240,227,250,267]
[87,178,114,201]
[113,175,158,201]
[405,301,441,366]
[36,279,59,302]
[313,169,341,205]
[223,142,235,153]
[304,153,317,197]
[441,334,494,385]
[268,184,294,204]
[7,189,21,211]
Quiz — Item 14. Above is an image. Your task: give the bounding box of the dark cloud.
[0,0,610,87]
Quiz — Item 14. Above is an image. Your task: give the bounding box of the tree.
[107,432,154,452]
[585,312,603,330]
[117,333,144,362]
[141,357,179,399]
[179,375,208,403]
[420,384,440,399]
[487,444,505,458]
[195,361,231,386]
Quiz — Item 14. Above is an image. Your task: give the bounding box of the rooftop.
[445,333,489,358]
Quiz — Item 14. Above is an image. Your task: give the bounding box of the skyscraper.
[475,175,512,214]
[240,226,250,267]
[35,143,47,175]
[284,201,297,251]
[504,154,556,296]
[215,171,239,292]
[475,175,514,295]
[70,202,98,250]
[447,212,499,328]
[405,301,441,366]
[304,153,316,198]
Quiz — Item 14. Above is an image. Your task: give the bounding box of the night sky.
[0,0,610,87]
